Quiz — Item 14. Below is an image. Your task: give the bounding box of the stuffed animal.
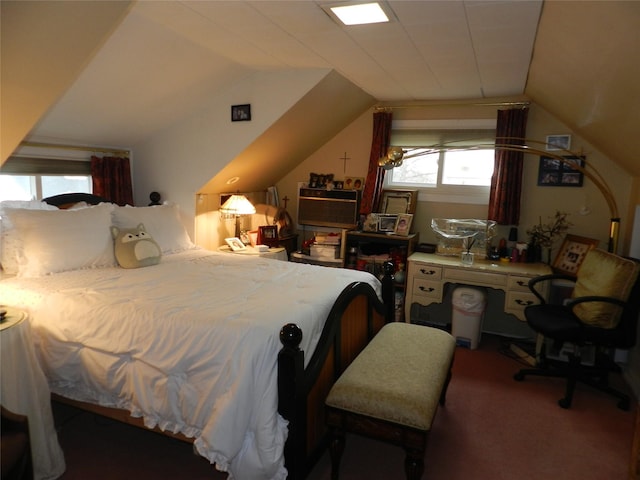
[111,223,161,269]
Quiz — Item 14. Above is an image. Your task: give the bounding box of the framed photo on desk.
[394,214,413,236]
[552,234,599,276]
[258,225,279,247]
[378,214,398,232]
[225,237,246,251]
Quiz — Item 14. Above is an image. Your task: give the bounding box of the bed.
[0,193,392,480]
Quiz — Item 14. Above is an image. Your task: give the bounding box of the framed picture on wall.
[546,134,571,151]
[552,234,599,276]
[231,104,251,122]
[537,155,585,187]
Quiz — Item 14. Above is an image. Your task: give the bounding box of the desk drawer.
[444,268,507,287]
[412,263,442,280]
[508,275,534,292]
[505,291,540,312]
[412,278,442,300]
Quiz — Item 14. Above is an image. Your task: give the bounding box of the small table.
[1,307,66,479]
[218,245,288,261]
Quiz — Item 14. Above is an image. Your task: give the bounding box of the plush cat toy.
[111,223,161,269]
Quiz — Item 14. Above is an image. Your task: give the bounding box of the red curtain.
[487,108,529,225]
[91,155,134,206]
[360,110,393,215]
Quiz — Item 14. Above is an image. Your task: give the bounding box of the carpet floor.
[52,334,636,479]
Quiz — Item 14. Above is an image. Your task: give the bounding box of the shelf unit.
[344,231,419,321]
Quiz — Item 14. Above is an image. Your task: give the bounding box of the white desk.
[405,253,552,337]
[218,245,288,261]
[1,307,66,480]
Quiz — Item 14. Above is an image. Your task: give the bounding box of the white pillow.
[1,200,59,275]
[111,204,194,254]
[3,203,116,277]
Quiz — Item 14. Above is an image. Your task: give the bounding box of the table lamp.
[220,194,256,238]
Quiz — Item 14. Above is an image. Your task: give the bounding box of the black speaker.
[298,188,360,229]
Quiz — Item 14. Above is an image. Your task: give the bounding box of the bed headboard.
[42,193,112,209]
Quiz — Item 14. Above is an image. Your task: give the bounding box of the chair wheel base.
[558,398,571,409]
[513,372,525,381]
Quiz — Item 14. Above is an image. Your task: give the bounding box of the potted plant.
[526,211,572,263]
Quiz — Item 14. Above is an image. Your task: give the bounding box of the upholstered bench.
[325,322,455,480]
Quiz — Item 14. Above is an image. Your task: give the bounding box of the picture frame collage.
[361,189,418,236]
[308,172,364,190]
[537,155,586,187]
[363,213,414,236]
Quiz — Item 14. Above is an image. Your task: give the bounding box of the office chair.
[513,249,640,410]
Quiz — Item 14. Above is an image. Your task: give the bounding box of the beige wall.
[278,102,632,257]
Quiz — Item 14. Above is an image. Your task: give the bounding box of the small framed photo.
[546,134,571,151]
[248,230,259,247]
[552,234,599,276]
[394,214,413,236]
[258,225,279,247]
[231,104,251,122]
[362,213,379,232]
[225,237,246,251]
[378,214,398,232]
[537,155,585,187]
[344,177,364,190]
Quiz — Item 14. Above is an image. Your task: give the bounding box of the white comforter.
[0,249,381,479]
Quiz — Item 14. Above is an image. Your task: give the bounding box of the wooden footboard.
[278,263,394,479]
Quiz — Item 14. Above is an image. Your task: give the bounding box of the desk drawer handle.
[516,280,527,287]
[419,269,436,276]
[515,299,534,306]
[419,286,435,293]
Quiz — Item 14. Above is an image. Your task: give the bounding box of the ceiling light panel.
[324,2,391,26]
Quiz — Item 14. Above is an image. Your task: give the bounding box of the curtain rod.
[375,100,530,110]
[19,141,130,157]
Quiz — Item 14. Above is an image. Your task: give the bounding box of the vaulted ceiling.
[2,1,639,176]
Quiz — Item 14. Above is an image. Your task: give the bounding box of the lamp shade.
[220,194,256,216]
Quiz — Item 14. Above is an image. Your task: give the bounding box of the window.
[0,157,92,202]
[385,121,496,204]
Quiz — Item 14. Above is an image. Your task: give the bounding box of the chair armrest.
[566,295,627,310]
[528,273,576,304]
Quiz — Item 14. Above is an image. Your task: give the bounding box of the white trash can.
[451,287,486,349]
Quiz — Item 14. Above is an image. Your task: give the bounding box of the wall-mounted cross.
[339,152,351,173]
[282,196,290,209]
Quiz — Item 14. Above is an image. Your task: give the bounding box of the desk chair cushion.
[525,303,630,347]
[571,249,640,328]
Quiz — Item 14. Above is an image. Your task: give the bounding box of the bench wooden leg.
[439,359,455,406]
[404,447,425,480]
[328,427,345,480]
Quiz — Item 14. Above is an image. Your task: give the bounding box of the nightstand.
[0,307,66,479]
[218,245,288,261]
